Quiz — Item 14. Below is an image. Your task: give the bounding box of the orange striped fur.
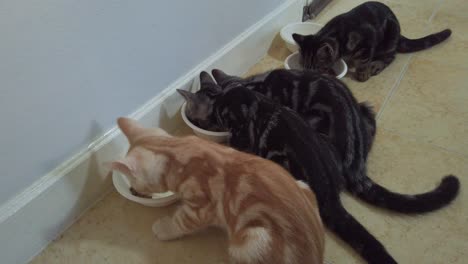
[109,117,325,264]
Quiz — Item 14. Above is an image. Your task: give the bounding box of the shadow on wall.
[37,118,229,263]
[40,97,190,244]
[140,76,199,134]
[41,121,123,245]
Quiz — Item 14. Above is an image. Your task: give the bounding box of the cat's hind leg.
[353,20,400,82]
[369,53,396,76]
[352,31,377,82]
[368,18,399,76]
[228,226,274,264]
[318,195,397,263]
[354,48,375,82]
[356,54,395,81]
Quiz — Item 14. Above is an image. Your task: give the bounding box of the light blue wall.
[0,0,283,204]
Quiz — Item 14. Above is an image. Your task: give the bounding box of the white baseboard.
[0,1,302,263]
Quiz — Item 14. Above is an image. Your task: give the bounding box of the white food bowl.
[112,170,179,207]
[280,22,324,52]
[284,52,348,79]
[181,102,230,143]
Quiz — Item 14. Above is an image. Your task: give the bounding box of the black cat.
[177,72,460,263]
[293,1,451,81]
[208,68,459,214]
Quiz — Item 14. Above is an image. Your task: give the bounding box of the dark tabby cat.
[211,68,377,162]
[177,72,460,263]
[208,68,459,214]
[292,1,452,81]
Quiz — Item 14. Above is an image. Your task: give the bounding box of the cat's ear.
[177,89,197,102]
[346,31,362,51]
[211,69,231,84]
[292,33,305,46]
[317,41,338,62]
[199,71,222,93]
[177,89,209,109]
[105,157,137,177]
[199,71,216,85]
[117,117,145,143]
[212,69,241,89]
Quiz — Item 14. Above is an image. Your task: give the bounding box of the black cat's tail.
[397,29,452,53]
[320,199,397,264]
[351,174,460,214]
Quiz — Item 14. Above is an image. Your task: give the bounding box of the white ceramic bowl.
[112,170,179,207]
[280,22,323,52]
[284,52,348,79]
[180,102,230,143]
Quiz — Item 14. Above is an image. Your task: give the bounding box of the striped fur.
[109,117,325,264]
[211,68,376,167]
[180,72,460,263]
[210,68,459,215]
[293,1,452,81]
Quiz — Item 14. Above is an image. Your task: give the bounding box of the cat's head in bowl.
[177,71,233,132]
[292,33,340,74]
[108,118,172,196]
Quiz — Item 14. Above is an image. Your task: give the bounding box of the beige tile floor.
[31,0,467,263]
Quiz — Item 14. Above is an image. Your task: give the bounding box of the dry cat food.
[130,187,152,198]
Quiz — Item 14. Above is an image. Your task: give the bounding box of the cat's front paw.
[370,61,385,75]
[355,70,370,82]
[152,217,179,241]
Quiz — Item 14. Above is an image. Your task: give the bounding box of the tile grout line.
[428,0,445,23]
[376,0,443,120]
[380,127,468,159]
[377,0,467,160]
[375,54,413,121]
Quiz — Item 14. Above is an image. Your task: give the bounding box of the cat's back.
[347,1,392,17]
[259,69,352,103]
[321,1,394,34]
[230,151,325,263]
[143,134,324,263]
[259,71,368,171]
[183,136,325,263]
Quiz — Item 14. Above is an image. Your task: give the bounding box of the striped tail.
[397,29,452,53]
[350,174,460,214]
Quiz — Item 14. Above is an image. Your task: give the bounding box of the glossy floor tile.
[325,129,467,264]
[343,53,411,114]
[424,13,468,66]
[30,192,230,264]
[379,57,468,155]
[31,0,467,263]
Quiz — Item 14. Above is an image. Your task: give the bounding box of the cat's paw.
[152,217,178,241]
[355,70,370,82]
[370,61,385,75]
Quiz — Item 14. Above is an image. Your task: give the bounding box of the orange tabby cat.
[109,117,325,264]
